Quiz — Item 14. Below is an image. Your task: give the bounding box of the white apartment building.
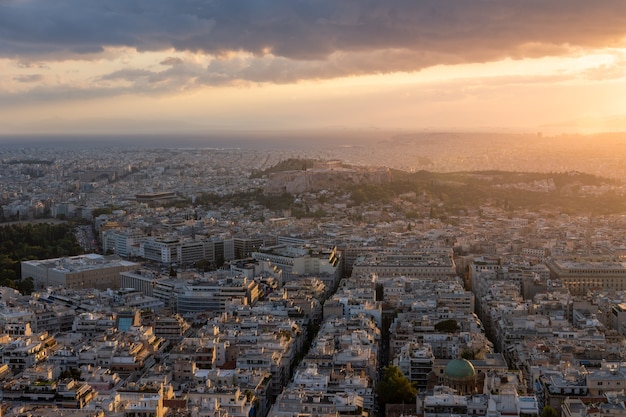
[102,228,146,258]
[252,245,341,282]
[174,277,261,314]
[393,342,435,389]
[139,236,234,265]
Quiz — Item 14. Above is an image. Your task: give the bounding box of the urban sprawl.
[1,144,626,417]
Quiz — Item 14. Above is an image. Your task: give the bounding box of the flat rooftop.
[23,254,138,273]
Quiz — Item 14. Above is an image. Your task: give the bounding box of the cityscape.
[3,1,626,417]
[0,134,626,417]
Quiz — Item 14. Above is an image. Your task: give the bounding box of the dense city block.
[1,143,626,417]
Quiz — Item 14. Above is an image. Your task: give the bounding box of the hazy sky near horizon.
[3,1,626,134]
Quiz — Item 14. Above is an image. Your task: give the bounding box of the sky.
[2,0,626,135]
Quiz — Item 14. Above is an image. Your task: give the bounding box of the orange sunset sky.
[2,1,626,135]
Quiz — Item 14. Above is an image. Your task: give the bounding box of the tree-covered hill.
[249,158,319,178]
[0,223,83,294]
[198,159,626,219]
[348,169,625,215]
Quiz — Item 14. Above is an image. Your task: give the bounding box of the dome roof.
[444,359,476,379]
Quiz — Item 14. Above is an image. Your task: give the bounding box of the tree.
[376,366,417,408]
[194,259,214,272]
[91,207,114,218]
[461,348,476,360]
[59,367,82,380]
[434,319,460,333]
[16,277,34,295]
[541,405,558,417]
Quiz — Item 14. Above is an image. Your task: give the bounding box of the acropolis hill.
[264,161,392,194]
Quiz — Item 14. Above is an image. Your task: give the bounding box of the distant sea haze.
[0,133,281,150]
[0,131,383,150]
[1,131,624,180]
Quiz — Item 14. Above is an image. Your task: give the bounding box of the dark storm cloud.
[2,0,626,80]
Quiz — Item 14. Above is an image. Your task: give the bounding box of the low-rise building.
[22,254,140,290]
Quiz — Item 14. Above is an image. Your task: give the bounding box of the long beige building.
[351,250,456,280]
[546,259,626,295]
[22,254,140,290]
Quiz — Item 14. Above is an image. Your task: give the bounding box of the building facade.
[22,254,140,290]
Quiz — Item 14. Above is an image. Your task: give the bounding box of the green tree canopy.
[541,405,558,417]
[376,366,417,408]
[0,223,82,293]
[434,319,460,333]
[16,277,34,295]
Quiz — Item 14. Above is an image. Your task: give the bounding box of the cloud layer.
[3,0,626,129]
[3,1,626,70]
